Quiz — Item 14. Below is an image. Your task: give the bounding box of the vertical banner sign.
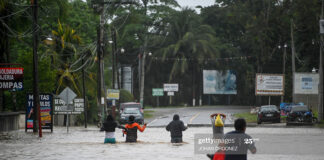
[0,67,23,90]
[122,66,132,93]
[26,93,53,131]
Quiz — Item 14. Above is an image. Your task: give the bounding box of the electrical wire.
[0,7,29,19]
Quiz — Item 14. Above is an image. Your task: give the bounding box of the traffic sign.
[58,87,77,105]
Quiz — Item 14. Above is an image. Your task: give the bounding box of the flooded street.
[1,126,324,160]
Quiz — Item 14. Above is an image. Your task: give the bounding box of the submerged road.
[146,105,251,126]
[1,126,323,160]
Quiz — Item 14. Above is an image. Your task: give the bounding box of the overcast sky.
[177,0,215,10]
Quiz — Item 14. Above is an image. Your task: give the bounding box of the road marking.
[189,112,200,124]
[147,118,159,126]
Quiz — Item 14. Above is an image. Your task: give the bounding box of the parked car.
[257,105,280,124]
[286,105,315,125]
[119,107,144,124]
[120,102,143,114]
[280,102,304,116]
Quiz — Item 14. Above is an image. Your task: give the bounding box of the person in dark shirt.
[166,114,188,143]
[223,118,256,160]
[101,115,126,144]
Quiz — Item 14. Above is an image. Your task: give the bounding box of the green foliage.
[119,89,134,103]
[12,51,56,111]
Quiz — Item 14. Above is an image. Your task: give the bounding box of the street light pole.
[280,44,287,103]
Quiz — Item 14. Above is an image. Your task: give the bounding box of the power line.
[149,56,254,62]
[0,7,29,19]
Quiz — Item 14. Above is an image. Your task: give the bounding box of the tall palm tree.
[47,20,83,95]
[157,9,220,105]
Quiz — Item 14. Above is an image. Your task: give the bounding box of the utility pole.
[31,0,42,137]
[92,0,138,124]
[139,0,148,108]
[96,2,105,126]
[318,0,324,121]
[82,58,87,128]
[291,19,296,103]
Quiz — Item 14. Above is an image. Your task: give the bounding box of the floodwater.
[0,126,324,160]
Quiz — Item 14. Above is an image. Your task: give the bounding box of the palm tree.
[157,9,220,105]
[46,20,83,95]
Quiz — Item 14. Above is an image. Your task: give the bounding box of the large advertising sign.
[294,73,319,94]
[0,67,23,90]
[255,74,284,96]
[203,70,237,95]
[26,93,53,131]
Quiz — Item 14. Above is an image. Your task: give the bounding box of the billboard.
[294,73,319,94]
[0,67,23,90]
[26,93,53,131]
[203,70,237,94]
[255,74,284,96]
[107,89,120,100]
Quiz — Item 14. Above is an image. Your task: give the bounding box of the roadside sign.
[255,74,284,96]
[58,87,77,104]
[163,83,178,92]
[0,67,23,90]
[54,98,84,114]
[26,93,53,132]
[107,89,120,100]
[74,98,84,112]
[167,92,174,96]
[294,73,319,94]
[152,88,164,96]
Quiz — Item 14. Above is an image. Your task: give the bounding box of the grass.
[233,112,257,123]
[144,110,155,119]
[144,105,187,109]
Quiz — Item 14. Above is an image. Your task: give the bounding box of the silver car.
[119,108,144,124]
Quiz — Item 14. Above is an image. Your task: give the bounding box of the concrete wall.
[53,114,76,126]
[0,112,20,132]
[19,112,25,129]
